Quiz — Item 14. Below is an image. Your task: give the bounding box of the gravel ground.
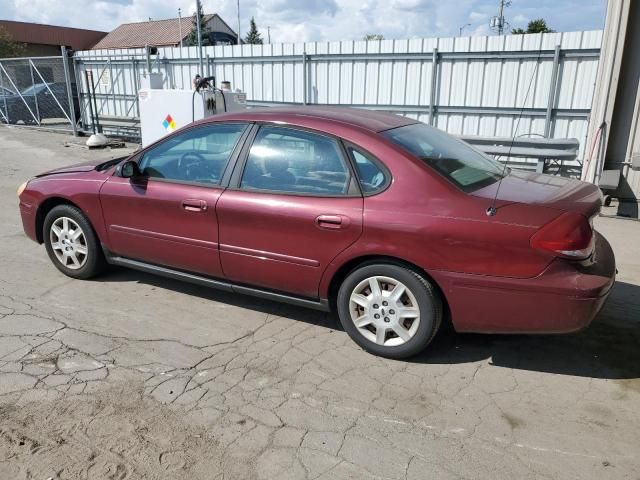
[1,125,639,480]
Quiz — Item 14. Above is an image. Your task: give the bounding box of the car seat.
[264,157,296,190]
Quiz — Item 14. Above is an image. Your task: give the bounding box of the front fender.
[20,171,110,244]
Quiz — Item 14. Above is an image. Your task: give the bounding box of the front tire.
[337,264,442,359]
[43,204,105,279]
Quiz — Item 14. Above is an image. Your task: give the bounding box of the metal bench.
[458,135,580,173]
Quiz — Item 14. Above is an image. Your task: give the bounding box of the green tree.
[511,18,554,34]
[184,3,212,47]
[0,26,26,58]
[244,17,263,44]
[363,34,384,41]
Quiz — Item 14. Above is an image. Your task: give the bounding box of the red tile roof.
[0,20,106,50]
[93,14,216,50]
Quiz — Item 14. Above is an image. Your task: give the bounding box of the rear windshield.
[383,123,506,192]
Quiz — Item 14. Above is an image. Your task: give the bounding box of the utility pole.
[267,26,271,44]
[196,0,204,73]
[490,0,510,35]
[237,0,241,45]
[497,0,505,34]
[178,8,183,48]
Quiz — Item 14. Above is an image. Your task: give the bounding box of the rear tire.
[43,204,106,280]
[336,263,442,359]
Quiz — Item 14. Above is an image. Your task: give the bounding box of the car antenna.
[486,46,543,217]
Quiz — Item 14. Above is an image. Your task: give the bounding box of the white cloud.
[3,0,606,42]
[511,13,530,27]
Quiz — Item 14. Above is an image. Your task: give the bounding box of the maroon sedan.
[17,107,615,358]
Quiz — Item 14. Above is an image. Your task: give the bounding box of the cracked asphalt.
[1,125,640,479]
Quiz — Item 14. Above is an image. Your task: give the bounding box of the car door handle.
[315,215,346,230]
[182,199,207,212]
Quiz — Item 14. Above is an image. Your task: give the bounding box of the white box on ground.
[139,89,212,147]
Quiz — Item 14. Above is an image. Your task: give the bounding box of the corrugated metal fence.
[74,30,602,170]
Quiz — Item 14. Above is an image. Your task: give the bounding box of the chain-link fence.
[0,50,78,134]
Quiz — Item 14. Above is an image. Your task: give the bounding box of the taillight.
[531,212,594,260]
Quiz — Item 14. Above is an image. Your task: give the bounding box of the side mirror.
[118,160,142,178]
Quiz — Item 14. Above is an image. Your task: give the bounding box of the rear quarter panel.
[317,130,566,298]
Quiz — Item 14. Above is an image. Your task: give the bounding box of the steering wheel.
[178,152,210,180]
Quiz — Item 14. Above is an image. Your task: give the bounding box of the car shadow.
[97,267,339,330]
[416,281,640,380]
[98,268,640,380]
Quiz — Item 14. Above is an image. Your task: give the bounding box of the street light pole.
[267,26,271,44]
[459,23,471,36]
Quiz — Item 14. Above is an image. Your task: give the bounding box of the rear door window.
[240,125,351,195]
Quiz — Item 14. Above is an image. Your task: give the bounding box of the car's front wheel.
[337,263,442,359]
[43,204,105,279]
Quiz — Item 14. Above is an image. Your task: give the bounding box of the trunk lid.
[472,169,602,218]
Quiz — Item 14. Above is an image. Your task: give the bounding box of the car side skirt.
[105,253,331,312]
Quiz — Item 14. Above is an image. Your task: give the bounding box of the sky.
[1,0,608,43]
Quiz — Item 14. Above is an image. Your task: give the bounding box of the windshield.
[383,123,507,192]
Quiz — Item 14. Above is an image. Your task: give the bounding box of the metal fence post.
[61,46,78,136]
[539,44,562,173]
[84,70,96,134]
[429,48,438,126]
[72,57,82,125]
[302,51,308,105]
[90,74,102,133]
[133,58,140,119]
[544,45,562,138]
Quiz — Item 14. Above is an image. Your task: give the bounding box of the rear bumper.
[431,231,616,333]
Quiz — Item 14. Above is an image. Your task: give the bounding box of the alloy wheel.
[49,216,88,270]
[349,275,421,347]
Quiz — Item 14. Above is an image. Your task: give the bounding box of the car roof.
[202,106,418,133]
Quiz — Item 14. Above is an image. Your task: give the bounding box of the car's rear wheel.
[337,263,442,358]
[43,204,105,279]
